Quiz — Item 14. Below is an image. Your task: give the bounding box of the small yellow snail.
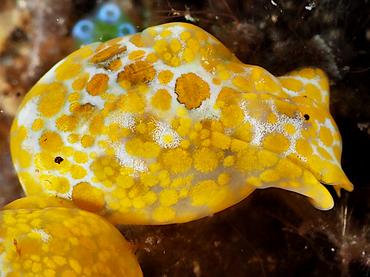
[10,22,353,225]
[0,196,142,276]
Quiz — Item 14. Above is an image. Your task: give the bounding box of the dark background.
[0,0,369,276]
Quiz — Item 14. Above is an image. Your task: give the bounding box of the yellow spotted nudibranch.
[10,22,353,225]
[0,196,143,276]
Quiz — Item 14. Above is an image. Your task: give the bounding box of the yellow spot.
[70,164,87,179]
[221,105,244,128]
[32,119,44,131]
[161,148,192,174]
[317,146,332,160]
[152,206,175,222]
[86,74,109,96]
[182,47,195,63]
[126,138,160,158]
[319,126,334,146]
[118,91,145,113]
[180,31,191,41]
[40,175,70,193]
[216,87,240,107]
[159,189,179,206]
[258,150,279,168]
[230,138,249,152]
[275,159,302,179]
[280,77,303,92]
[260,169,280,182]
[234,123,253,142]
[68,134,80,144]
[39,131,63,152]
[72,72,90,90]
[193,147,219,173]
[232,76,253,92]
[72,182,105,212]
[73,151,88,164]
[246,176,262,187]
[56,115,77,132]
[211,132,231,150]
[223,155,234,167]
[38,82,67,117]
[191,180,219,206]
[55,59,81,81]
[128,50,146,60]
[158,70,174,84]
[81,135,95,148]
[297,68,316,79]
[296,139,313,157]
[263,133,290,154]
[304,83,322,104]
[170,39,182,52]
[140,52,155,64]
[217,173,230,185]
[282,123,295,135]
[69,259,82,274]
[151,89,172,111]
[175,73,210,109]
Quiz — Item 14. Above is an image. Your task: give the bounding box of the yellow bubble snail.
[10,22,353,226]
[0,196,142,276]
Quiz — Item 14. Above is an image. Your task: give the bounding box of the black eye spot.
[54,156,64,164]
[304,114,310,120]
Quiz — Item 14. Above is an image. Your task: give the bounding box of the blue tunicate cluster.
[72,2,137,46]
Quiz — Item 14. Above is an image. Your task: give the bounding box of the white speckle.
[240,99,306,160]
[32,229,50,242]
[153,121,181,149]
[109,111,136,130]
[271,0,278,6]
[115,144,147,172]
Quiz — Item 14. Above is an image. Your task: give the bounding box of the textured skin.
[0,197,142,277]
[10,23,353,224]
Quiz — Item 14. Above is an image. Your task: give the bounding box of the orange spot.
[106,59,122,71]
[86,74,109,96]
[128,50,146,60]
[129,34,144,47]
[175,73,210,109]
[117,61,156,87]
[90,44,127,64]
